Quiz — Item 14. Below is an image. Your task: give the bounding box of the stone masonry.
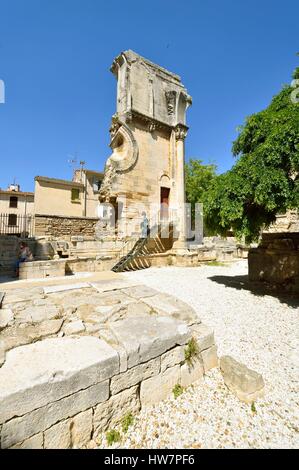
[34,215,99,239]
[0,280,218,448]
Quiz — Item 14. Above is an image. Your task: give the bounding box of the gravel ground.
[97,260,298,449]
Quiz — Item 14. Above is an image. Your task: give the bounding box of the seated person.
[15,242,33,277]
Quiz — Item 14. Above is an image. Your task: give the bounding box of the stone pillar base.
[172,239,188,254]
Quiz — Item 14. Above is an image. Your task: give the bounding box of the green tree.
[185,158,217,205]
[203,66,299,243]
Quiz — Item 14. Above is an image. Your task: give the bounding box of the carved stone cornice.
[126,109,173,134]
[174,124,188,141]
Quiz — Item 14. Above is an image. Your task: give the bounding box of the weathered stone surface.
[0,308,13,329]
[201,345,218,372]
[90,279,140,293]
[1,288,43,306]
[180,358,204,387]
[11,432,44,449]
[110,357,160,395]
[220,355,265,403]
[109,316,191,369]
[248,233,299,293]
[71,409,93,447]
[190,323,215,352]
[125,301,152,317]
[161,345,185,372]
[1,381,109,448]
[140,365,181,405]
[122,285,159,299]
[112,344,128,373]
[0,336,118,424]
[63,320,85,335]
[19,304,61,323]
[93,385,140,438]
[0,342,5,367]
[43,283,90,294]
[19,259,66,280]
[93,290,133,306]
[44,420,71,449]
[143,293,197,324]
[0,319,63,351]
[85,322,102,333]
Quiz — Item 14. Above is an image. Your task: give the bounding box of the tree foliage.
[203,67,299,243]
[185,159,217,205]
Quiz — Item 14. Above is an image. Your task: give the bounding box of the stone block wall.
[266,210,299,233]
[0,282,218,449]
[0,323,217,449]
[19,259,67,280]
[35,215,99,239]
[248,232,299,293]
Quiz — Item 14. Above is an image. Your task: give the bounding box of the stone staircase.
[112,223,176,272]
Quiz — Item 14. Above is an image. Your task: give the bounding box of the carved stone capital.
[174,124,188,141]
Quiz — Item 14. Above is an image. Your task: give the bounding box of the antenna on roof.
[67,153,78,179]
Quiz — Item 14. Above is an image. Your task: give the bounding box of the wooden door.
[160,187,170,221]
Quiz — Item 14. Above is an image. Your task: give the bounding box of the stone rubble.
[220,355,265,403]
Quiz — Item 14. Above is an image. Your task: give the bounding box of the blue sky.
[0,0,298,192]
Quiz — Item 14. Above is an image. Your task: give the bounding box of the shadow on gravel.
[208,274,299,308]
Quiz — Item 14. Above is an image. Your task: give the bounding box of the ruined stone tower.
[99,50,192,248]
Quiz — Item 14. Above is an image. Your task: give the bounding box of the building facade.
[34,170,104,218]
[0,185,34,236]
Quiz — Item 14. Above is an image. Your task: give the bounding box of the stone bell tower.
[99,50,192,248]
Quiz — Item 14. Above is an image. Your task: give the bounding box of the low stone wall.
[134,239,248,269]
[0,281,218,449]
[248,232,299,293]
[35,215,99,239]
[66,255,117,274]
[18,255,118,280]
[19,259,66,280]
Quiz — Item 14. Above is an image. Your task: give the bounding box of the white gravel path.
[99,260,298,449]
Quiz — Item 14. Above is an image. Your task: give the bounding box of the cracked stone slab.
[0,308,14,329]
[17,304,61,323]
[0,319,64,351]
[1,288,44,306]
[109,315,191,369]
[121,285,160,300]
[142,292,198,324]
[0,336,119,424]
[89,279,141,293]
[43,283,91,294]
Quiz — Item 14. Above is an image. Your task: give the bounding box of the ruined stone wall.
[248,232,299,293]
[267,210,299,233]
[0,282,218,448]
[34,215,99,239]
